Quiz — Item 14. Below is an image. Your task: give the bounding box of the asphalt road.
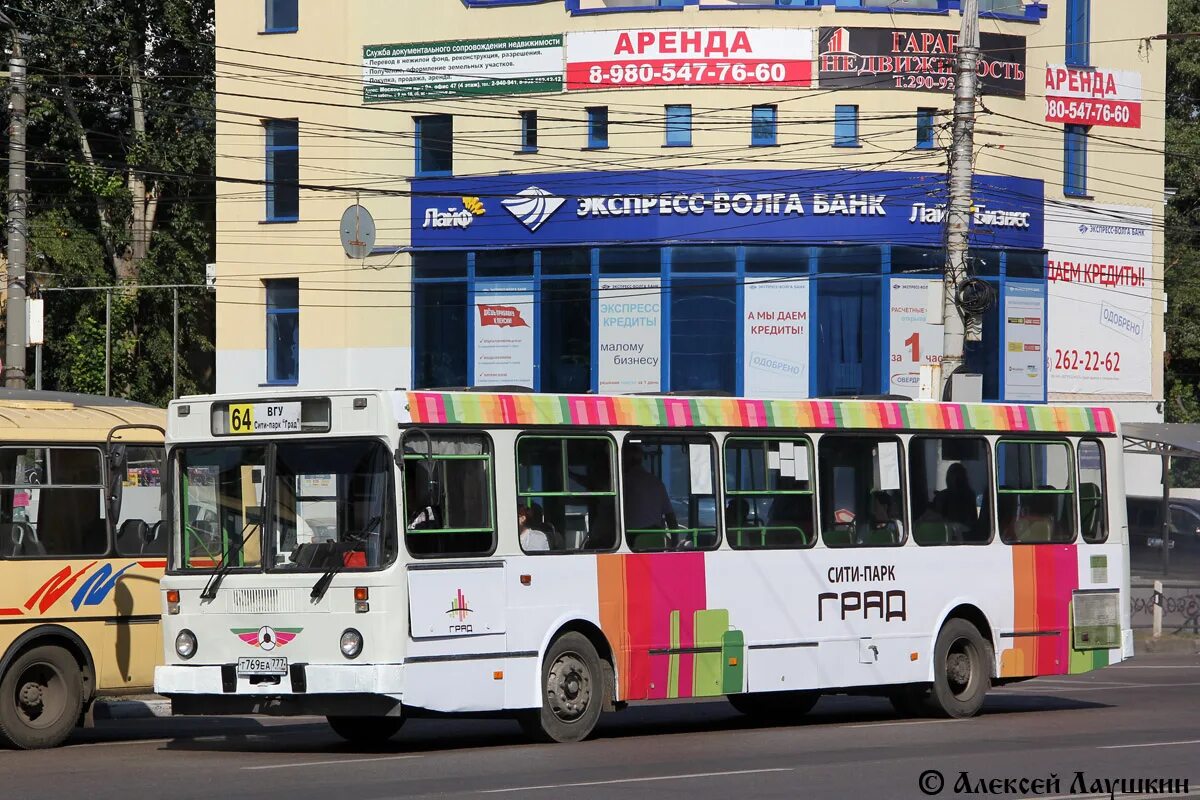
[4,654,1200,800]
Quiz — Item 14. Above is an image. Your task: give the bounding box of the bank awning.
[1123,423,1200,460]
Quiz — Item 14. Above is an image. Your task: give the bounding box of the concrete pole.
[4,32,28,388]
[104,289,112,396]
[940,0,980,399]
[172,288,179,399]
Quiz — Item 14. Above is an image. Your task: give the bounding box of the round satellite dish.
[339,204,377,259]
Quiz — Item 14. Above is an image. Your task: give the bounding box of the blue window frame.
[1066,0,1090,67]
[834,105,859,147]
[665,104,692,147]
[1064,124,1088,197]
[816,277,882,397]
[415,115,453,177]
[520,110,538,153]
[265,279,299,385]
[264,0,298,33]
[916,107,936,149]
[264,119,298,222]
[751,105,777,147]
[587,106,609,149]
[671,278,737,393]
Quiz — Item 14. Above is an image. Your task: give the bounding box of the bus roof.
[0,390,165,443]
[403,390,1118,436]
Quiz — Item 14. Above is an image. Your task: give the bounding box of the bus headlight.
[340,628,363,659]
[175,629,197,660]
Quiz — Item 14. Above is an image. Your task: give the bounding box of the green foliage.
[5,0,215,404]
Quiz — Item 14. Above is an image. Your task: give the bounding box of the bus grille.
[227,588,298,614]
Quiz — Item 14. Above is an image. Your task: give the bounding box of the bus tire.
[523,632,605,744]
[927,619,991,719]
[0,645,84,750]
[326,715,405,745]
[728,690,819,720]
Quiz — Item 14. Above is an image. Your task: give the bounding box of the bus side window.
[996,440,1076,544]
[1078,439,1108,544]
[115,446,166,556]
[516,435,617,554]
[908,437,992,546]
[818,436,906,548]
[0,447,108,559]
[402,432,495,558]
[622,435,718,553]
[723,437,814,550]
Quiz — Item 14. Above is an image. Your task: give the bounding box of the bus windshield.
[173,440,395,572]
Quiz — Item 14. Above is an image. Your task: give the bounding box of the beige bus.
[0,391,165,749]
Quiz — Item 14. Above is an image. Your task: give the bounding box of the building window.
[264,120,298,221]
[834,105,858,147]
[1064,124,1088,197]
[519,110,538,153]
[671,278,737,393]
[916,107,936,149]
[665,104,692,147]
[1066,0,1090,67]
[415,115,453,177]
[587,106,609,149]
[264,0,297,33]
[265,279,299,385]
[816,276,882,396]
[751,104,777,147]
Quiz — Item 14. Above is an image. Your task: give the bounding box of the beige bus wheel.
[0,645,84,750]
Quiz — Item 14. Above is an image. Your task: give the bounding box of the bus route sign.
[228,402,302,435]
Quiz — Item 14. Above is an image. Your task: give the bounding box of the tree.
[3,0,215,403]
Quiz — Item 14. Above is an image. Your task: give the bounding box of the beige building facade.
[215,0,1167,491]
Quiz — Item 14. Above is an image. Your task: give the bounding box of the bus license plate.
[237,656,288,675]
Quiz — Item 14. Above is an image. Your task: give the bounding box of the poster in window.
[1003,283,1045,402]
[743,278,810,398]
[888,278,944,398]
[1046,204,1153,396]
[473,281,535,388]
[597,278,662,394]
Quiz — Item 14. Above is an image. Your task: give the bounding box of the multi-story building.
[215,0,1167,492]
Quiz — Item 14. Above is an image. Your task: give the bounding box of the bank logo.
[502,186,565,232]
[446,589,472,622]
[232,626,302,651]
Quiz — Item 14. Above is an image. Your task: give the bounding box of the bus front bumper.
[156,664,404,717]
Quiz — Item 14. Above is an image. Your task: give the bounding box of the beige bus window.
[0,447,106,558]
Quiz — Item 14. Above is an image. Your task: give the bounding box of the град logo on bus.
[232,626,302,651]
[446,589,474,633]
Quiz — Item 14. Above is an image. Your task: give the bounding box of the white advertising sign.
[598,279,662,394]
[1004,283,1045,402]
[473,281,535,388]
[888,278,944,398]
[1046,204,1153,396]
[565,28,814,91]
[1044,65,1142,129]
[743,278,810,398]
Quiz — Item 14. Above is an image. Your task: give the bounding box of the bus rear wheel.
[927,619,992,719]
[728,690,820,720]
[326,716,405,745]
[0,645,84,750]
[521,632,605,744]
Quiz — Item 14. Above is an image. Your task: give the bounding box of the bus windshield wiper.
[200,522,257,601]
[311,516,382,602]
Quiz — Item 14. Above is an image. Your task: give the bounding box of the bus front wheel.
[0,645,84,750]
[928,619,992,719]
[521,632,605,744]
[326,716,405,745]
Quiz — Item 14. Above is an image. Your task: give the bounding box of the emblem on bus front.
[232,626,302,650]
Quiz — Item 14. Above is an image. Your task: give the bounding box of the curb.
[93,698,173,720]
[1135,636,1200,655]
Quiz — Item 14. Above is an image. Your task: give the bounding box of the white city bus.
[156,389,1131,744]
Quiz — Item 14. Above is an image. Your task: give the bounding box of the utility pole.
[3,15,28,389]
[940,0,979,399]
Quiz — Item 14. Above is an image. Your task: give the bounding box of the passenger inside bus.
[621,442,678,532]
[518,503,552,552]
